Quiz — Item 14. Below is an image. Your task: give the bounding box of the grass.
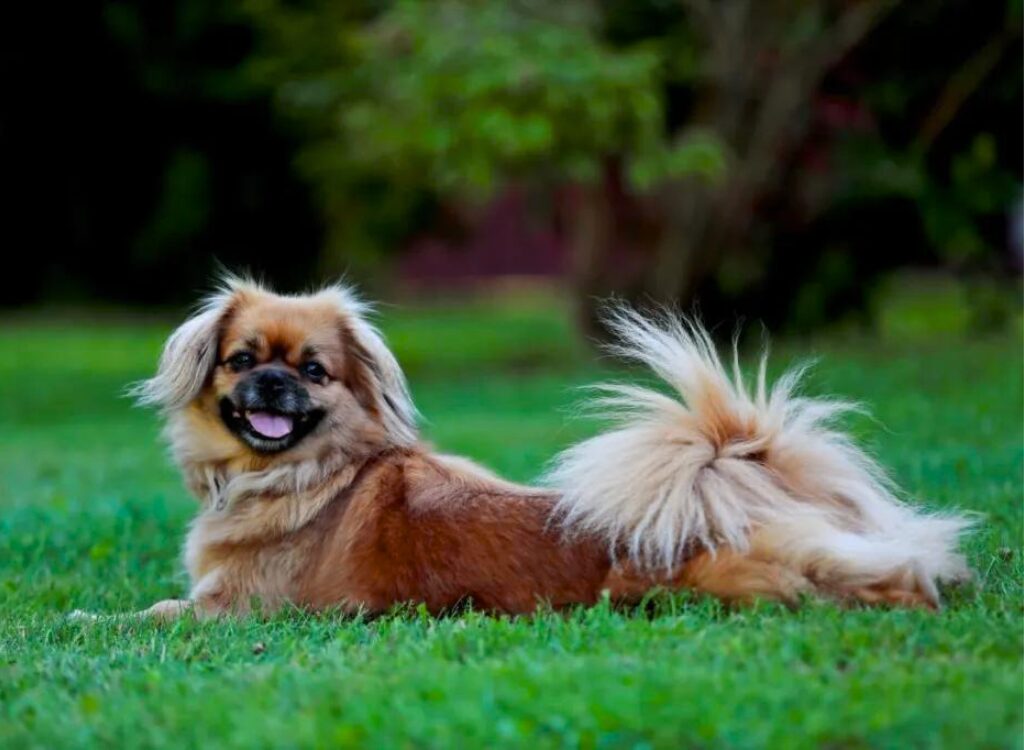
[0,296,1021,749]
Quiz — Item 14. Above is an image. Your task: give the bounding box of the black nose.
[255,369,291,398]
[236,367,308,413]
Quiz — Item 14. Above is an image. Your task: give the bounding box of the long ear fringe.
[130,275,418,448]
[127,274,262,410]
[315,284,419,446]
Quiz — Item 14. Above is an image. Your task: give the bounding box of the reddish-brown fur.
[117,280,942,622]
[298,451,612,613]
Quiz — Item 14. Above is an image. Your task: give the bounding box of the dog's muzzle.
[220,368,324,452]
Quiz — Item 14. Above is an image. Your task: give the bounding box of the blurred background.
[3,0,1021,338]
[2,5,1023,742]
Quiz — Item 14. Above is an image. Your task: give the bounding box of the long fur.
[546,306,972,602]
[137,275,415,425]
[129,287,232,411]
[130,275,418,512]
[133,276,416,434]
[87,283,974,621]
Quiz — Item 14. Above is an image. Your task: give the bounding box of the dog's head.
[135,277,416,462]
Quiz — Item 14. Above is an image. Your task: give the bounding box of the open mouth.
[245,410,295,440]
[219,400,324,452]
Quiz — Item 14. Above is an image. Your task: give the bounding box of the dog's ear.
[345,318,418,445]
[322,285,418,446]
[131,291,235,411]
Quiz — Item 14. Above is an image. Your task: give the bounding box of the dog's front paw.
[66,600,194,623]
[143,599,193,621]
[66,609,102,622]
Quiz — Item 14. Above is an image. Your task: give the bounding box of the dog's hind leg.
[677,548,813,607]
[747,519,949,609]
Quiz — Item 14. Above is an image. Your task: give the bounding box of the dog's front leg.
[140,598,195,621]
[68,598,196,623]
[69,597,224,623]
[145,593,242,619]
[70,574,242,623]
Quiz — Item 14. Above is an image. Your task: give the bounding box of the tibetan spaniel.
[82,277,973,620]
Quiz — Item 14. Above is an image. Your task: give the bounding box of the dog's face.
[137,279,416,464]
[213,298,350,454]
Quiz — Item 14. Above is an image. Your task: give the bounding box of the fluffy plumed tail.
[546,307,972,603]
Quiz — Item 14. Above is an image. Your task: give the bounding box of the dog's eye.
[300,361,327,382]
[227,351,256,372]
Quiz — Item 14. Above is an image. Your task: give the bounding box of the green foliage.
[252,0,723,194]
[921,134,1019,264]
[839,133,1020,266]
[629,128,727,190]
[871,270,1022,339]
[342,1,655,191]
[1,301,1022,747]
[834,0,1023,273]
[243,0,725,273]
[133,149,212,263]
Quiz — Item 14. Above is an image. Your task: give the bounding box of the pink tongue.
[246,411,294,439]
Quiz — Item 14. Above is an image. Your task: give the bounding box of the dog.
[108,276,971,620]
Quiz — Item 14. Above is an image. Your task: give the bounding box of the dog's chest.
[183,511,317,612]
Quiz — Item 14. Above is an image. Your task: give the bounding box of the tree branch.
[917,26,1018,150]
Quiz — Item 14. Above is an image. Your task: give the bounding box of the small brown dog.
[112,277,971,620]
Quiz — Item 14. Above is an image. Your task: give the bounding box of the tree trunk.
[567,180,613,340]
[640,0,897,312]
[566,157,657,340]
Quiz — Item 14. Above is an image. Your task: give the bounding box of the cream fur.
[132,275,417,509]
[84,283,973,621]
[126,276,423,613]
[546,306,972,602]
[132,275,416,440]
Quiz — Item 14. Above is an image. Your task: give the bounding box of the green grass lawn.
[1,298,1021,749]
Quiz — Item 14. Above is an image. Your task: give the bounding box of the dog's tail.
[545,306,972,603]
